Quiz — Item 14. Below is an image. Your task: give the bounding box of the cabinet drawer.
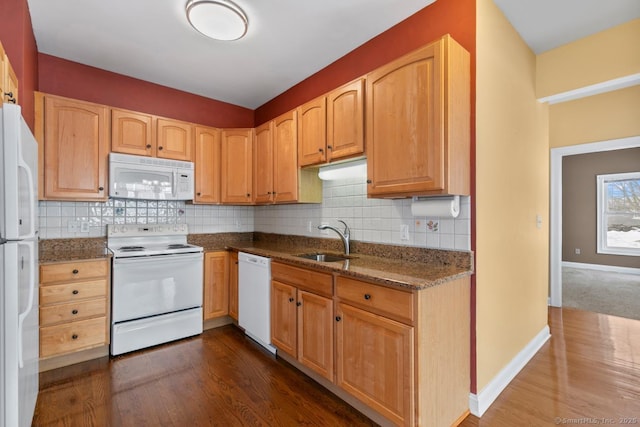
[40,279,108,305]
[40,316,107,358]
[272,262,333,297]
[40,298,107,326]
[41,260,109,284]
[336,276,414,325]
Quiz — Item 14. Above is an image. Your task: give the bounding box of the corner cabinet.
[194,125,221,204]
[35,92,109,201]
[366,34,470,198]
[221,128,253,204]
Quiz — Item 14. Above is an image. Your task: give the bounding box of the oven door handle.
[113,253,203,265]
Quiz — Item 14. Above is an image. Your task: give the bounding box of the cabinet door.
[327,78,364,162]
[271,280,297,358]
[298,290,334,381]
[273,110,298,203]
[297,97,326,167]
[221,128,253,204]
[2,44,18,104]
[366,41,444,197]
[336,303,414,427]
[157,118,193,161]
[228,252,239,321]
[203,252,229,320]
[111,109,154,156]
[253,121,274,204]
[41,94,109,200]
[194,126,221,204]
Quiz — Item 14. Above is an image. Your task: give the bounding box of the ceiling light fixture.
[186,0,248,41]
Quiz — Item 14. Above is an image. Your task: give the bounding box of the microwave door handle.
[172,171,178,198]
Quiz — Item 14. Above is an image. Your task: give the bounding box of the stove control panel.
[107,223,189,237]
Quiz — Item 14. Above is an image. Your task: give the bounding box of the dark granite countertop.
[229,233,473,291]
[39,238,111,264]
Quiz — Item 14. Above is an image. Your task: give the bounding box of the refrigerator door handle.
[17,240,36,369]
[18,150,37,239]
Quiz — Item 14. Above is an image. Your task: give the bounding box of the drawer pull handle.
[72,309,79,315]
[335,316,341,322]
[72,290,79,295]
[364,294,371,300]
[288,297,294,303]
[72,334,79,340]
[72,269,79,274]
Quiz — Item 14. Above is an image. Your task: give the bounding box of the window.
[597,172,640,256]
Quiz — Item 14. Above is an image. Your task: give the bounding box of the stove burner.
[167,244,191,249]
[119,246,145,251]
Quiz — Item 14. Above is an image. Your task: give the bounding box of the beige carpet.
[562,267,640,321]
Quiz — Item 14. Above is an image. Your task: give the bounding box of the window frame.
[596,171,640,257]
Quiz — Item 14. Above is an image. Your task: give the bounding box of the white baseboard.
[469,325,551,417]
[562,261,640,276]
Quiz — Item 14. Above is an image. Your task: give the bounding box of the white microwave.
[109,153,194,201]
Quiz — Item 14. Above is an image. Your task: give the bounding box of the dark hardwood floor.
[34,308,640,426]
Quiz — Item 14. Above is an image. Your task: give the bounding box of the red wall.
[38,54,254,128]
[255,0,476,125]
[0,0,39,129]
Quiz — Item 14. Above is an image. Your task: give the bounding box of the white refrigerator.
[0,103,39,427]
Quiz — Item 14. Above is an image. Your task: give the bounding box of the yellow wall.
[550,86,640,148]
[475,0,550,391]
[537,19,640,98]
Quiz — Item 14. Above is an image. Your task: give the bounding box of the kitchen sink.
[296,253,351,262]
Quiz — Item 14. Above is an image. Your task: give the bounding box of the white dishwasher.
[238,252,276,354]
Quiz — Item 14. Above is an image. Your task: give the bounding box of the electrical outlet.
[307,221,313,233]
[67,220,80,233]
[536,214,543,229]
[235,219,242,230]
[575,248,581,255]
[80,222,90,233]
[400,224,409,241]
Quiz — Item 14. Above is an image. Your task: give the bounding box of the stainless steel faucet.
[318,220,351,255]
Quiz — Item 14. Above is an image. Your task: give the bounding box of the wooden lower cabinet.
[336,302,414,426]
[228,252,239,321]
[39,259,110,367]
[270,262,334,381]
[203,251,229,320]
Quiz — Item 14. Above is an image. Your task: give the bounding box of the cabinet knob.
[366,179,372,184]
[288,297,294,303]
[146,144,152,149]
[197,192,201,196]
[335,316,342,322]
[72,269,79,274]
[267,191,271,195]
[327,145,333,150]
[98,186,104,191]
[4,92,13,98]
[246,193,251,197]
[158,146,164,150]
[72,289,79,295]
[318,148,324,153]
[234,261,238,265]
[296,301,302,307]
[72,309,78,315]
[364,294,371,300]
[71,334,79,340]
[8,98,16,104]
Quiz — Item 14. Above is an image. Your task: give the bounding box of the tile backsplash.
[38,178,470,251]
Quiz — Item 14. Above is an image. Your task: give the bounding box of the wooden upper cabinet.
[1,41,18,105]
[157,118,193,161]
[36,93,109,201]
[326,78,364,162]
[297,97,326,167]
[194,125,221,204]
[221,128,253,204]
[253,121,274,204]
[366,35,470,198]
[273,110,298,203]
[111,109,154,156]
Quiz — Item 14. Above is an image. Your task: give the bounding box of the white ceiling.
[27,0,640,110]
